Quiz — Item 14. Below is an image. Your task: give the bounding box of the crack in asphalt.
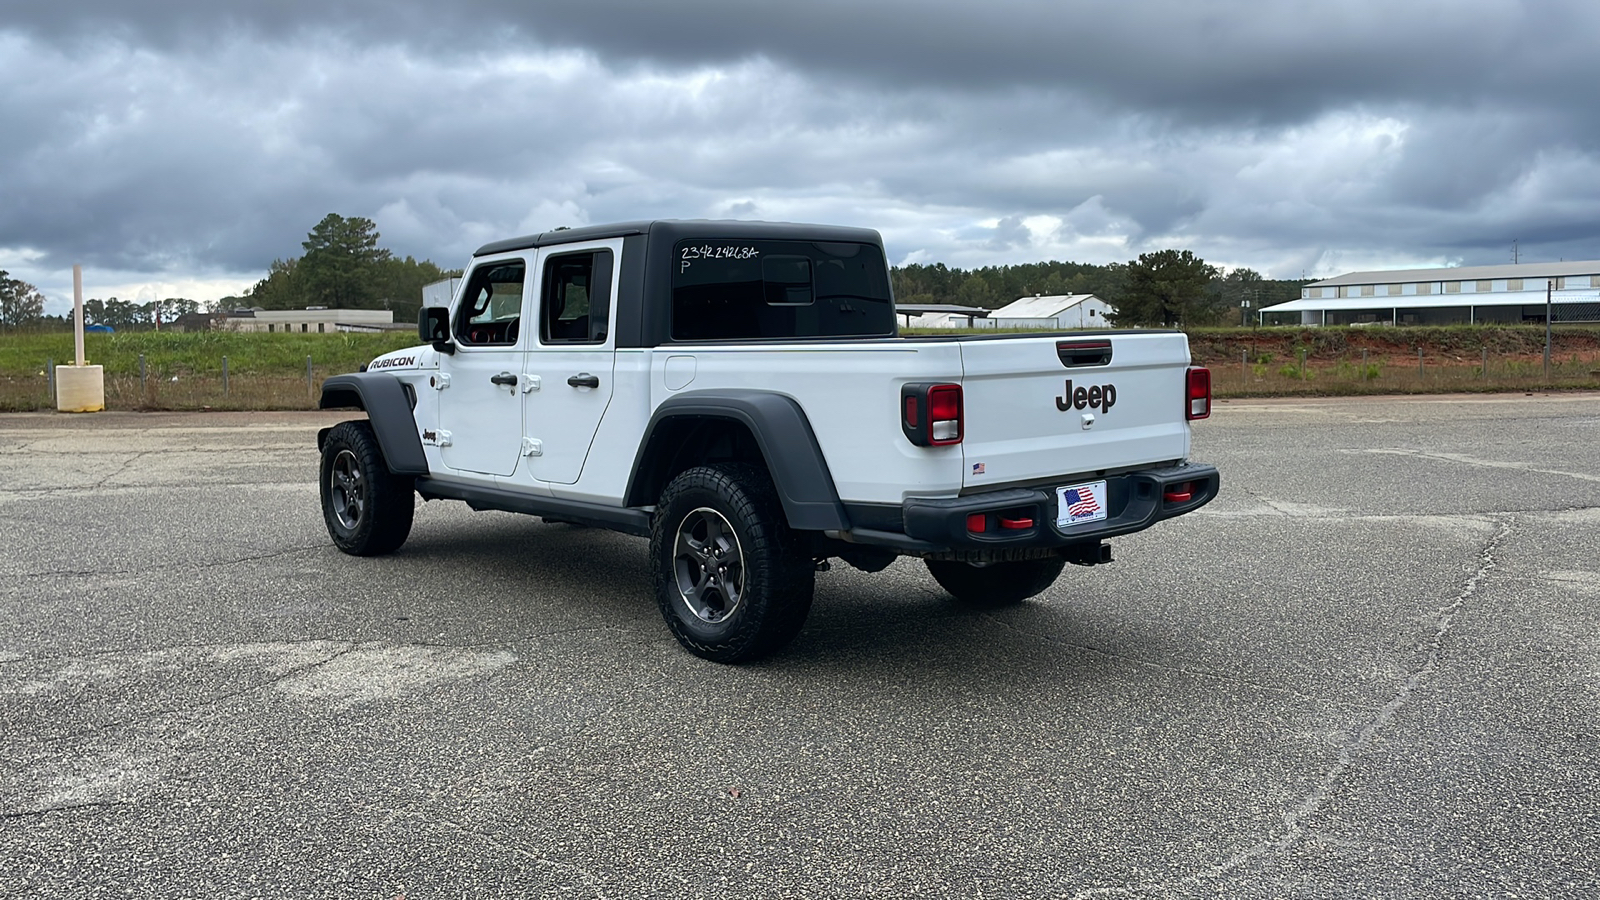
[195,545,328,569]
[1357,448,1600,484]
[0,479,311,498]
[0,799,127,820]
[92,450,158,490]
[1065,516,1513,899]
[410,811,613,899]
[16,544,327,580]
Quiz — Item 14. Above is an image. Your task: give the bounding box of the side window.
[454,260,525,346]
[541,250,613,344]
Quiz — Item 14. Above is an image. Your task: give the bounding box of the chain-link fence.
[17,354,334,411]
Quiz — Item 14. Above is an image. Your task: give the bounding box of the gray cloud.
[14,1,1599,122]
[4,1,1600,314]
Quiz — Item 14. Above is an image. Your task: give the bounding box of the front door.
[523,243,618,485]
[437,256,527,477]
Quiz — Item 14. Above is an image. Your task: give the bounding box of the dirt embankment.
[1187,326,1600,368]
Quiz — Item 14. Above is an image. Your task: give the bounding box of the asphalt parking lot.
[2,395,1598,899]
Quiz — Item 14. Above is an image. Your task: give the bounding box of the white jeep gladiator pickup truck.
[317,219,1219,662]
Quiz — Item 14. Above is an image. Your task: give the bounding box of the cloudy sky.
[4,0,1600,315]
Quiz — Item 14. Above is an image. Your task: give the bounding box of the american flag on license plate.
[1063,487,1100,520]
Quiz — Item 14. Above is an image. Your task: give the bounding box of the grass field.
[0,331,417,411]
[3,325,1599,411]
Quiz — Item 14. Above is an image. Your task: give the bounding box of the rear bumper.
[840,462,1219,556]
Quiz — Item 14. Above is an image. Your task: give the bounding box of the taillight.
[1186,367,1211,420]
[928,385,962,444]
[901,383,964,446]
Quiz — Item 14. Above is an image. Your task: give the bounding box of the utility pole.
[1513,240,1520,265]
[1545,279,1553,379]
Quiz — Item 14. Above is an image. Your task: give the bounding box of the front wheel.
[651,464,814,663]
[925,557,1065,607]
[320,420,415,556]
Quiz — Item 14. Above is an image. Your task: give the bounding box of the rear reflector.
[966,513,987,533]
[1186,367,1212,420]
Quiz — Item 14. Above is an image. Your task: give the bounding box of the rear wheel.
[652,464,814,663]
[320,420,415,556]
[925,557,1065,607]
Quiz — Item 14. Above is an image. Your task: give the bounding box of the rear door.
[958,332,1192,489]
[521,240,620,485]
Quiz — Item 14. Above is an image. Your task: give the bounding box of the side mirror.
[418,306,454,354]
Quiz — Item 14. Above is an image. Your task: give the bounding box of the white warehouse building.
[1260,260,1600,326]
[912,293,1115,329]
[224,308,396,333]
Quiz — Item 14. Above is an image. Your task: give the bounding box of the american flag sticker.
[972,462,985,475]
[1056,480,1108,527]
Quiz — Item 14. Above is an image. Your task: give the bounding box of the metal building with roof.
[1259,260,1600,326]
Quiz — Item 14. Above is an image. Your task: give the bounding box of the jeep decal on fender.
[369,355,418,370]
[1055,379,1116,413]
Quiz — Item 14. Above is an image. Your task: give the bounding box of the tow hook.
[1061,542,1113,567]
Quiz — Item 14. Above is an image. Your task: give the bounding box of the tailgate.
[959,332,1192,489]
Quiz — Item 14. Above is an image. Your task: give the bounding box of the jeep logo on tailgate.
[1055,379,1116,413]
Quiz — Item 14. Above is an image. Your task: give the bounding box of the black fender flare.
[317,373,429,476]
[625,390,849,532]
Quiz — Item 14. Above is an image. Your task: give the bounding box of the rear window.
[671,239,895,341]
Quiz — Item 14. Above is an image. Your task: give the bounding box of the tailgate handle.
[1057,339,1113,367]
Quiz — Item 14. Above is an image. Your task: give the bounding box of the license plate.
[1056,480,1108,527]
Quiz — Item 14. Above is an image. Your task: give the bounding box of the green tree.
[145,297,199,327]
[955,272,996,308]
[245,216,461,322]
[1112,250,1220,327]
[372,256,459,324]
[298,213,392,309]
[1213,267,1266,326]
[98,297,143,331]
[247,257,303,310]
[0,271,46,329]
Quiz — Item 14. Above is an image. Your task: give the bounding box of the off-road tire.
[925,557,1065,607]
[320,420,415,556]
[652,463,814,663]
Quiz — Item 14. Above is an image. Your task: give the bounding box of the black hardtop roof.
[472,219,884,257]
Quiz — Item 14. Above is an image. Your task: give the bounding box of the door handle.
[567,373,600,389]
[490,372,518,386]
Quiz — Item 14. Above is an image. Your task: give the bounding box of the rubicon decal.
[1056,379,1116,413]
[369,355,418,370]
